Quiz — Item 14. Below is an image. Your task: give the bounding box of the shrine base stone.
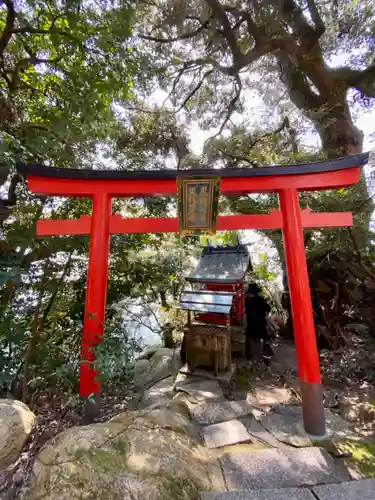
[179,363,236,384]
[174,376,224,402]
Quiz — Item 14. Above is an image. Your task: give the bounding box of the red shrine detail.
[186,244,251,326]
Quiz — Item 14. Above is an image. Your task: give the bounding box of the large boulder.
[22,408,216,500]
[134,359,150,380]
[137,345,162,361]
[0,399,36,470]
[135,348,182,389]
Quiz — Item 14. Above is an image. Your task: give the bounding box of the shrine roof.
[16,152,369,180]
[186,244,251,284]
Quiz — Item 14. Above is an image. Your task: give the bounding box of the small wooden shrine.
[186,243,252,325]
[178,244,251,376]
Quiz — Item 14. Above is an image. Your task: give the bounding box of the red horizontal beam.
[36,210,353,236]
[302,210,352,228]
[27,167,360,198]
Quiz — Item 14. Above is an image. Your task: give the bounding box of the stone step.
[203,419,252,449]
[238,415,290,449]
[200,487,316,499]
[219,446,349,491]
[174,376,224,402]
[190,400,254,425]
[200,479,375,500]
[312,478,375,500]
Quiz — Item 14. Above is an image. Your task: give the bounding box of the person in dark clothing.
[245,283,273,363]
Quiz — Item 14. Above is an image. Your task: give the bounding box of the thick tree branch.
[248,116,290,150]
[230,35,299,75]
[222,5,267,42]
[344,64,375,98]
[143,3,299,77]
[278,0,317,45]
[178,69,213,111]
[277,52,323,112]
[0,0,15,56]
[218,148,258,167]
[306,0,325,38]
[204,0,242,62]
[138,17,211,43]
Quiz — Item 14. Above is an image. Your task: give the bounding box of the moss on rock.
[157,472,202,500]
[22,408,214,500]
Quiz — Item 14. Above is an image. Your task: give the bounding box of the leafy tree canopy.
[136,0,375,155]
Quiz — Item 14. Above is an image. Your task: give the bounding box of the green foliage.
[252,254,276,282]
[338,441,375,478]
[0,0,141,400]
[93,317,141,388]
[200,231,240,247]
[0,0,136,174]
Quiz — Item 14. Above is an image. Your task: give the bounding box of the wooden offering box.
[178,290,234,376]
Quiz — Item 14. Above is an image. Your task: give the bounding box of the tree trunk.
[279,55,372,248]
[310,100,363,157]
[318,115,363,157]
[278,53,364,155]
[22,265,49,403]
[160,290,169,308]
[21,255,73,402]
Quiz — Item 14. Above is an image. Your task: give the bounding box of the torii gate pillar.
[280,188,325,436]
[80,193,112,404]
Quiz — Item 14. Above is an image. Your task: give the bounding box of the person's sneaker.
[263,343,274,358]
[262,356,271,367]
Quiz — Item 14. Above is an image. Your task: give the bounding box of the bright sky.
[187,108,375,155]
[150,87,375,157]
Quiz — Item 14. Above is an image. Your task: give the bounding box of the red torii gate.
[17,152,369,437]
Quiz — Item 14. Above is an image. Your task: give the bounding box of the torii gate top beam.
[16,152,369,197]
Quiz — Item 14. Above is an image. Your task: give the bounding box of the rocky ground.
[230,337,375,437]
[0,338,374,499]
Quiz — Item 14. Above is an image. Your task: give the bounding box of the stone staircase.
[173,368,375,500]
[197,430,375,499]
